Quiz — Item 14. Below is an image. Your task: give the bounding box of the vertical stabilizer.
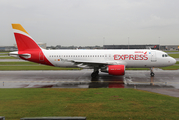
[12,24,41,51]
[11,24,53,66]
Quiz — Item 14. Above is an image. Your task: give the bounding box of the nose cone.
[170,57,176,65]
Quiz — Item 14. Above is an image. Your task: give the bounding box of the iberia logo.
[135,51,147,54]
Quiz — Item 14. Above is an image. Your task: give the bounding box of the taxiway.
[0,70,179,97]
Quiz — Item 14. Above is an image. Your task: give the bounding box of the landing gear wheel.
[91,71,99,78]
[150,72,155,77]
[150,67,155,77]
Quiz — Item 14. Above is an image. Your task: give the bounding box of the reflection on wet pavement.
[1,70,179,97]
[0,70,179,89]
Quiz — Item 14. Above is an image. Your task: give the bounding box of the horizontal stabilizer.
[9,51,31,59]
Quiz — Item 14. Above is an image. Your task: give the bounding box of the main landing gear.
[91,68,99,78]
[150,67,155,77]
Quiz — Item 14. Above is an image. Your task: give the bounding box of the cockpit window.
[162,54,168,57]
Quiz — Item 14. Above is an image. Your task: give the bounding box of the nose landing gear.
[150,67,155,77]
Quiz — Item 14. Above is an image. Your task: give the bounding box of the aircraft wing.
[60,58,126,68]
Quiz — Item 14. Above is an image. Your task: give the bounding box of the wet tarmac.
[0,70,179,97]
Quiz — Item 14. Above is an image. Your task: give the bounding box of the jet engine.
[101,65,125,76]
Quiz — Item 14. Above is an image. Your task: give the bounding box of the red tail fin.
[12,24,41,51]
[11,24,53,66]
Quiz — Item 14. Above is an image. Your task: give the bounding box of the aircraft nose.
[170,58,176,65]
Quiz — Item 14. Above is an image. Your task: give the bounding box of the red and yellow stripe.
[12,24,29,35]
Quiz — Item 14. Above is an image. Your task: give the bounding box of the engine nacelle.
[101,65,125,76]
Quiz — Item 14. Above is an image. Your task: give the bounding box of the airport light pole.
[159,37,160,50]
[128,37,129,49]
[103,37,105,45]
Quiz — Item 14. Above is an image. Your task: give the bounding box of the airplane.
[9,24,176,78]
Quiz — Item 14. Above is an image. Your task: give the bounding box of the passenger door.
[151,51,157,62]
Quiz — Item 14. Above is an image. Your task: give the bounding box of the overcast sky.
[1,0,179,46]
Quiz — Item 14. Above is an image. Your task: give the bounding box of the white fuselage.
[42,49,176,68]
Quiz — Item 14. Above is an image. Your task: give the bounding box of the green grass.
[0,66,81,70]
[164,51,179,52]
[160,65,179,70]
[0,62,81,70]
[0,54,8,56]
[0,56,18,59]
[0,61,38,65]
[168,54,179,58]
[0,51,10,53]
[0,88,179,120]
